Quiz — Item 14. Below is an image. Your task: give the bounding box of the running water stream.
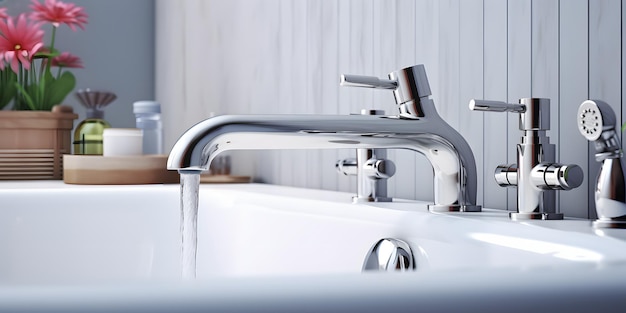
[179,171,201,279]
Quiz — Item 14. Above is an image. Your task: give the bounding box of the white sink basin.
[0,181,625,312]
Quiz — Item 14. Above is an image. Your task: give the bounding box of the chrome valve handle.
[336,109,395,203]
[336,158,396,180]
[470,98,583,220]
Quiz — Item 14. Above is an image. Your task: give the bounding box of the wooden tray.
[63,155,179,185]
[200,174,251,184]
[63,154,251,185]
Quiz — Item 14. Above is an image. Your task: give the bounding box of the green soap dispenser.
[73,89,117,155]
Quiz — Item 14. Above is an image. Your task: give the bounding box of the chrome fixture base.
[593,218,626,229]
[362,238,415,272]
[510,212,564,221]
[429,204,482,212]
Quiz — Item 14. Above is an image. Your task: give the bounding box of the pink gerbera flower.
[51,51,82,68]
[0,8,8,20]
[30,0,87,31]
[0,14,44,73]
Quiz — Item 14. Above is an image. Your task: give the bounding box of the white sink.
[0,181,625,312]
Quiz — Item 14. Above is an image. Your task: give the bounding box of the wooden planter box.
[0,105,78,180]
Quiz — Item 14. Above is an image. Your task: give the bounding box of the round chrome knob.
[363,158,396,179]
[531,163,584,190]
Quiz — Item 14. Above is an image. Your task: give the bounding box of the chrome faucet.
[167,65,481,212]
[470,98,584,220]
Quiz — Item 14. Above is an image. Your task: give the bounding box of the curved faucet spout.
[167,113,481,212]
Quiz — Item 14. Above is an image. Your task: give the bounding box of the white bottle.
[133,100,163,155]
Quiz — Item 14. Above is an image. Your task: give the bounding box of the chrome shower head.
[578,100,626,228]
[578,100,621,160]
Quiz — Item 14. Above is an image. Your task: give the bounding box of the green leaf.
[0,70,17,109]
[15,83,37,110]
[33,47,61,59]
[43,71,75,110]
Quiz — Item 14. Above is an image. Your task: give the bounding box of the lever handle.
[340,74,397,90]
[469,99,525,113]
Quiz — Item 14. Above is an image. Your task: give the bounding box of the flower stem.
[45,26,57,75]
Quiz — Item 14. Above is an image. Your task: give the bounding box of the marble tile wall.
[156,0,623,218]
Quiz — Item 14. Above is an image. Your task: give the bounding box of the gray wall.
[1,0,155,128]
[156,0,621,218]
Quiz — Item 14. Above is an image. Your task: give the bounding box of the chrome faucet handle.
[341,65,434,118]
[470,98,549,131]
[469,99,524,113]
[340,75,397,90]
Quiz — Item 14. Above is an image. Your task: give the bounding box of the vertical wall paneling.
[589,0,622,218]
[437,0,460,129]
[241,0,282,180]
[320,1,340,191]
[277,0,297,187]
[306,0,324,190]
[184,0,211,119]
[156,0,626,218]
[482,0,509,210]
[559,0,589,218]
[156,0,186,153]
[459,0,484,206]
[531,0,559,143]
[507,0,532,211]
[336,0,353,193]
[348,0,375,115]
[293,1,309,188]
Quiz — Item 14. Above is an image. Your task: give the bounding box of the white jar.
[102,128,143,156]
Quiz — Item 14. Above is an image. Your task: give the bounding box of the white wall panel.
[336,0,353,193]
[319,1,340,191]
[156,0,626,218]
[483,0,509,210]
[559,0,589,218]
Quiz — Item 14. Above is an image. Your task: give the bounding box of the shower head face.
[578,100,617,141]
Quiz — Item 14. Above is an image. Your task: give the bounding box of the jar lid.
[133,100,161,114]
